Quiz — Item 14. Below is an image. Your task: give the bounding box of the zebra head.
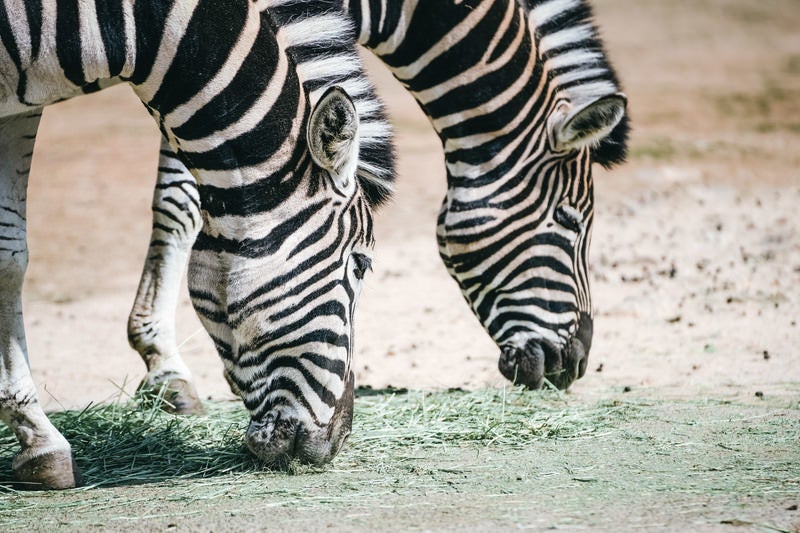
[437,90,628,391]
[243,87,373,466]
[190,87,376,466]
[344,0,627,390]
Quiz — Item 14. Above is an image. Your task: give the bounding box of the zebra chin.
[245,371,355,467]
[498,313,593,390]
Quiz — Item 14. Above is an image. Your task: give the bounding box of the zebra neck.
[347,0,544,182]
[138,1,309,192]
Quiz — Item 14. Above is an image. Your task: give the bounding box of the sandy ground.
[19,0,800,413]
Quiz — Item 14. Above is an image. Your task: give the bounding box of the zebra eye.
[554,205,583,233]
[351,253,372,280]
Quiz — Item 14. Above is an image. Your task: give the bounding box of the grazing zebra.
[0,0,393,489]
[128,0,629,409]
[362,0,628,390]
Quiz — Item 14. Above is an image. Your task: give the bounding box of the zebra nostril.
[291,423,305,458]
[571,313,593,381]
[498,342,545,389]
[575,340,589,378]
[575,312,593,354]
[245,414,298,466]
[498,337,593,390]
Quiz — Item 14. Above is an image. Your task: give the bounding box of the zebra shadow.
[0,399,270,490]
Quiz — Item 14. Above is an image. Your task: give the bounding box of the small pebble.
[623,386,632,393]
[755,391,764,398]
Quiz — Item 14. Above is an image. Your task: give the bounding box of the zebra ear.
[551,93,627,152]
[307,86,360,194]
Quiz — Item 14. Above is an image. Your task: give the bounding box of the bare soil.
[8,0,800,530]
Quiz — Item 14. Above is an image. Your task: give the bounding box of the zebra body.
[0,0,393,488]
[128,0,628,407]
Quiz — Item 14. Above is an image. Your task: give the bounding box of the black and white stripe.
[123,0,628,420]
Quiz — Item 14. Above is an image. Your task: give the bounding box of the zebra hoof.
[140,378,206,416]
[13,449,82,490]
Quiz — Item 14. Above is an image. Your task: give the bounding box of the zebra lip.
[545,336,588,390]
[245,418,343,467]
[245,372,355,467]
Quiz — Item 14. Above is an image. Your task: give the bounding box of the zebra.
[0,0,393,489]
[367,0,628,390]
[126,0,629,411]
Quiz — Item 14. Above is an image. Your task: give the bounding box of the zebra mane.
[520,0,629,168]
[267,0,396,206]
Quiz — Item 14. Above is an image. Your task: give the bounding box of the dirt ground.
[22,0,799,409]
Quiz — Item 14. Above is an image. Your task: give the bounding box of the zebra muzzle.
[245,413,299,467]
[498,331,590,390]
[245,372,355,467]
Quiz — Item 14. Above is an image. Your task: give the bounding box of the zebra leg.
[0,112,80,489]
[127,138,205,415]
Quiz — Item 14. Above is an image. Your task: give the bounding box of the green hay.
[2,389,798,493]
[0,387,633,489]
[349,387,634,454]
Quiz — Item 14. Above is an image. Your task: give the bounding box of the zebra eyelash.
[554,204,583,233]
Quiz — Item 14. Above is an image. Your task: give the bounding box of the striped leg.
[127,138,205,415]
[0,112,80,489]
